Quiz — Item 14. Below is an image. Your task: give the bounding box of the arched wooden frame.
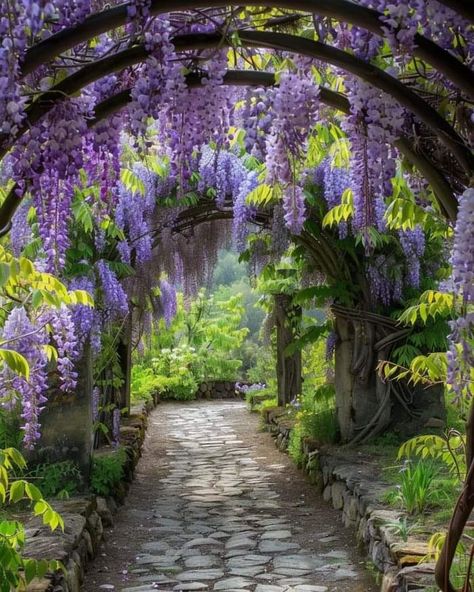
[9,31,473,175]
[21,0,474,101]
[2,27,472,230]
[0,66,457,235]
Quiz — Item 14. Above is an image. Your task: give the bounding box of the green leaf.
[25,483,42,502]
[0,350,30,379]
[24,559,37,584]
[9,480,25,503]
[4,448,26,469]
[0,263,10,288]
[120,168,145,196]
[245,184,274,206]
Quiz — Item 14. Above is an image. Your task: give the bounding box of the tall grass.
[397,460,437,514]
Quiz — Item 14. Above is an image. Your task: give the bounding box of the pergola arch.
[21,0,474,102]
[144,196,348,294]
[2,6,473,591]
[90,74,456,220]
[2,25,470,230]
[0,68,461,235]
[14,30,473,178]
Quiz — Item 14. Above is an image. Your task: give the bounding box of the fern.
[120,168,146,195]
[245,184,274,206]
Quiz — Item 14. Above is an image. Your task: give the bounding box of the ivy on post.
[274,294,302,407]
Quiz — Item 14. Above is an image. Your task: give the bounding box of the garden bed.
[262,406,437,592]
[22,398,157,592]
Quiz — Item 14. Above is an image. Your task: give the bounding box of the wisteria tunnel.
[0,1,473,592]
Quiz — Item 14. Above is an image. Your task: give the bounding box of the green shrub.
[90,448,127,496]
[288,424,304,466]
[245,387,275,410]
[155,373,198,401]
[28,461,83,499]
[131,365,168,403]
[295,384,338,443]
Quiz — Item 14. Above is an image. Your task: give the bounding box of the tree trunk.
[332,305,445,443]
[435,398,474,592]
[275,294,302,407]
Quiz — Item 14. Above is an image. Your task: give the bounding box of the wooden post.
[117,315,132,413]
[274,294,302,407]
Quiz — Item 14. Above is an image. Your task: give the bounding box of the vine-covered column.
[333,306,446,443]
[274,294,302,407]
[35,340,94,479]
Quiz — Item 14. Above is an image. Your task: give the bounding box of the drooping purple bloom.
[49,306,79,393]
[446,188,474,401]
[282,185,307,235]
[96,260,129,321]
[0,306,49,449]
[399,226,426,289]
[159,279,177,327]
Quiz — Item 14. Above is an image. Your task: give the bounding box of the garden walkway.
[82,401,376,592]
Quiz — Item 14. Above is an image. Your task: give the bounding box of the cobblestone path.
[82,401,376,592]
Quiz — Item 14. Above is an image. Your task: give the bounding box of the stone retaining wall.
[263,406,436,592]
[196,381,244,399]
[23,399,156,592]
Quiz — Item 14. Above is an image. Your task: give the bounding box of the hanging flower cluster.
[447,188,474,401]
[159,279,177,327]
[367,255,403,306]
[69,276,96,350]
[265,71,320,234]
[96,260,129,322]
[342,77,406,240]
[129,16,179,135]
[399,226,426,288]
[10,98,91,271]
[239,88,273,161]
[0,307,49,449]
[49,306,79,393]
[116,168,155,266]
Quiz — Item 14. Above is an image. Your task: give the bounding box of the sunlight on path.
[82,401,375,592]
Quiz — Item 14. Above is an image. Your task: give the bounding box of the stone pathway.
[82,401,376,592]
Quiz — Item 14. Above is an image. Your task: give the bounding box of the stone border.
[262,406,436,592]
[196,381,243,399]
[23,397,158,592]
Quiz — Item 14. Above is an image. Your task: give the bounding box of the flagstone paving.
[82,401,376,592]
